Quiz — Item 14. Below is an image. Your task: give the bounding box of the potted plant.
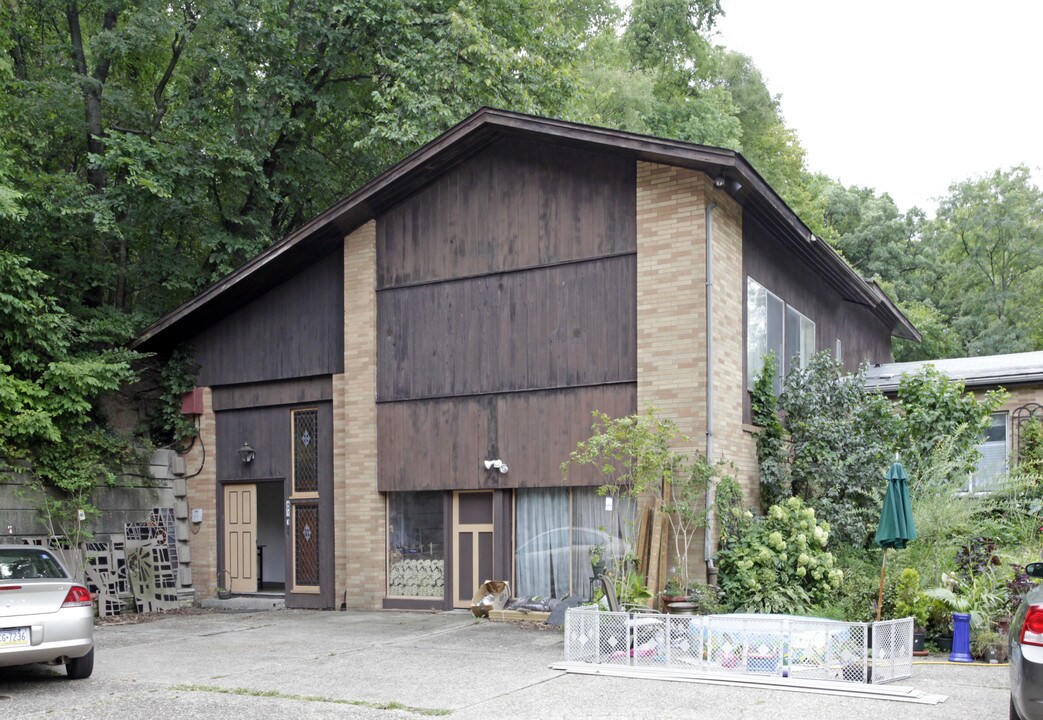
[217,570,232,600]
[589,544,606,578]
[660,575,687,612]
[971,628,1007,663]
[894,568,930,655]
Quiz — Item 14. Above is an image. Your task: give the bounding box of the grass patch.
[173,684,451,716]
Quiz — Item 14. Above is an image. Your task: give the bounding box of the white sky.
[713,0,1043,215]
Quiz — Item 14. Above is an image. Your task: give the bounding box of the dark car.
[1010,562,1043,719]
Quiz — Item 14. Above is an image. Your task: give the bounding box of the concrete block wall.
[339,220,386,609]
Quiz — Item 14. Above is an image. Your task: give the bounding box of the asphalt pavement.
[0,608,1011,719]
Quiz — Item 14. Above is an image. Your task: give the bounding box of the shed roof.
[133,107,920,351]
[863,351,1043,392]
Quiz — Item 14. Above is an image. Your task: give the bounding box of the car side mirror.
[1026,562,1043,579]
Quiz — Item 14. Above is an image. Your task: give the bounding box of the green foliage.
[0,251,140,547]
[662,453,731,590]
[893,366,1007,484]
[750,352,787,512]
[779,354,898,547]
[717,496,843,614]
[562,408,684,501]
[811,547,895,623]
[894,568,930,629]
[155,347,200,449]
[927,166,1043,356]
[899,435,987,586]
[1019,417,1043,475]
[0,0,596,330]
[713,473,746,548]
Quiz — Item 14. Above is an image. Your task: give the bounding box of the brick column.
[339,221,384,608]
[183,387,218,597]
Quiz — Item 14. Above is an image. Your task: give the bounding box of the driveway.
[0,609,1010,719]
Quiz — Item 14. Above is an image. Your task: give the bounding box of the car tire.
[65,647,94,680]
[1011,694,1024,720]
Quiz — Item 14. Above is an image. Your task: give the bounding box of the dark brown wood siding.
[376,139,636,288]
[214,401,333,487]
[377,384,636,492]
[743,211,893,370]
[377,255,636,401]
[191,250,344,387]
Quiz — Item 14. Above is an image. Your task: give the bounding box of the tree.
[0,0,600,338]
[0,251,138,545]
[778,354,898,547]
[928,167,1043,355]
[893,366,1007,485]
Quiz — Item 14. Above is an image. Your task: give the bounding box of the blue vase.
[949,612,973,663]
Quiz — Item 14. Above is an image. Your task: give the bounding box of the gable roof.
[864,351,1043,392]
[133,107,920,351]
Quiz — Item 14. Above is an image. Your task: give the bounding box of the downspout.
[704,200,719,584]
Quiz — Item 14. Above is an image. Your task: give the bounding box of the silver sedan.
[0,544,95,679]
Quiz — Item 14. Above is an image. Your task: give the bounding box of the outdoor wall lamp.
[483,459,508,474]
[239,442,255,464]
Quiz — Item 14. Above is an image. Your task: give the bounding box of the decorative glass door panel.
[293,503,320,589]
[290,408,320,594]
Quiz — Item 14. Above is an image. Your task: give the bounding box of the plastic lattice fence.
[870,617,914,684]
[563,609,909,686]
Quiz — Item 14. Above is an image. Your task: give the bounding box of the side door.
[452,491,494,608]
[223,484,258,593]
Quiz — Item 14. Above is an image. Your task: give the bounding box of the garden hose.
[912,660,1008,667]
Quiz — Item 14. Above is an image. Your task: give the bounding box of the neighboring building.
[864,351,1043,493]
[133,109,917,610]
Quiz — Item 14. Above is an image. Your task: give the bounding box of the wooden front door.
[452,491,494,608]
[224,484,257,593]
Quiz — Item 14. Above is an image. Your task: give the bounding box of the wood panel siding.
[376,255,636,401]
[377,383,636,492]
[376,139,636,288]
[215,403,334,489]
[192,251,344,387]
[212,377,333,412]
[743,211,893,372]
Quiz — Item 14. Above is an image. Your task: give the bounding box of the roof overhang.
[133,108,919,351]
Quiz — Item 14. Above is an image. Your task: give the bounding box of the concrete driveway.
[0,609,1011,719]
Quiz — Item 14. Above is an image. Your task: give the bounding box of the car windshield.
[0,549,69,579]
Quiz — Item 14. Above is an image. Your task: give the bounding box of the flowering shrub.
[717,497,843,614]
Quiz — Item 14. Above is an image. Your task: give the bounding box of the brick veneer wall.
[339,220,385,609]
[635,163,757,582]
[183,387,217,597]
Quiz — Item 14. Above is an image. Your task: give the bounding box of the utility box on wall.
[180,387,204,416]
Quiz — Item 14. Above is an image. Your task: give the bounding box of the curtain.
[514,488,569,598]
[570,488,636,596]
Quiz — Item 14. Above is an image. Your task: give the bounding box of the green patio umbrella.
[874,459,918,621]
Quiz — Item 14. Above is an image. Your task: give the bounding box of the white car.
[0,545,95,679]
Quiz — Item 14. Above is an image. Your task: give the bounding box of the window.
[746,277,816,391]
[387,492,445,598]
[965,413,1008,493]
[513,487,634,599]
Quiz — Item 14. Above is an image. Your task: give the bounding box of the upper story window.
[747,277,815,391]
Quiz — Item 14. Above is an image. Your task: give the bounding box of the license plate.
[0,627,30,648]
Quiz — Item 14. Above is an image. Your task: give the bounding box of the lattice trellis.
[1014,402,1043,461]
